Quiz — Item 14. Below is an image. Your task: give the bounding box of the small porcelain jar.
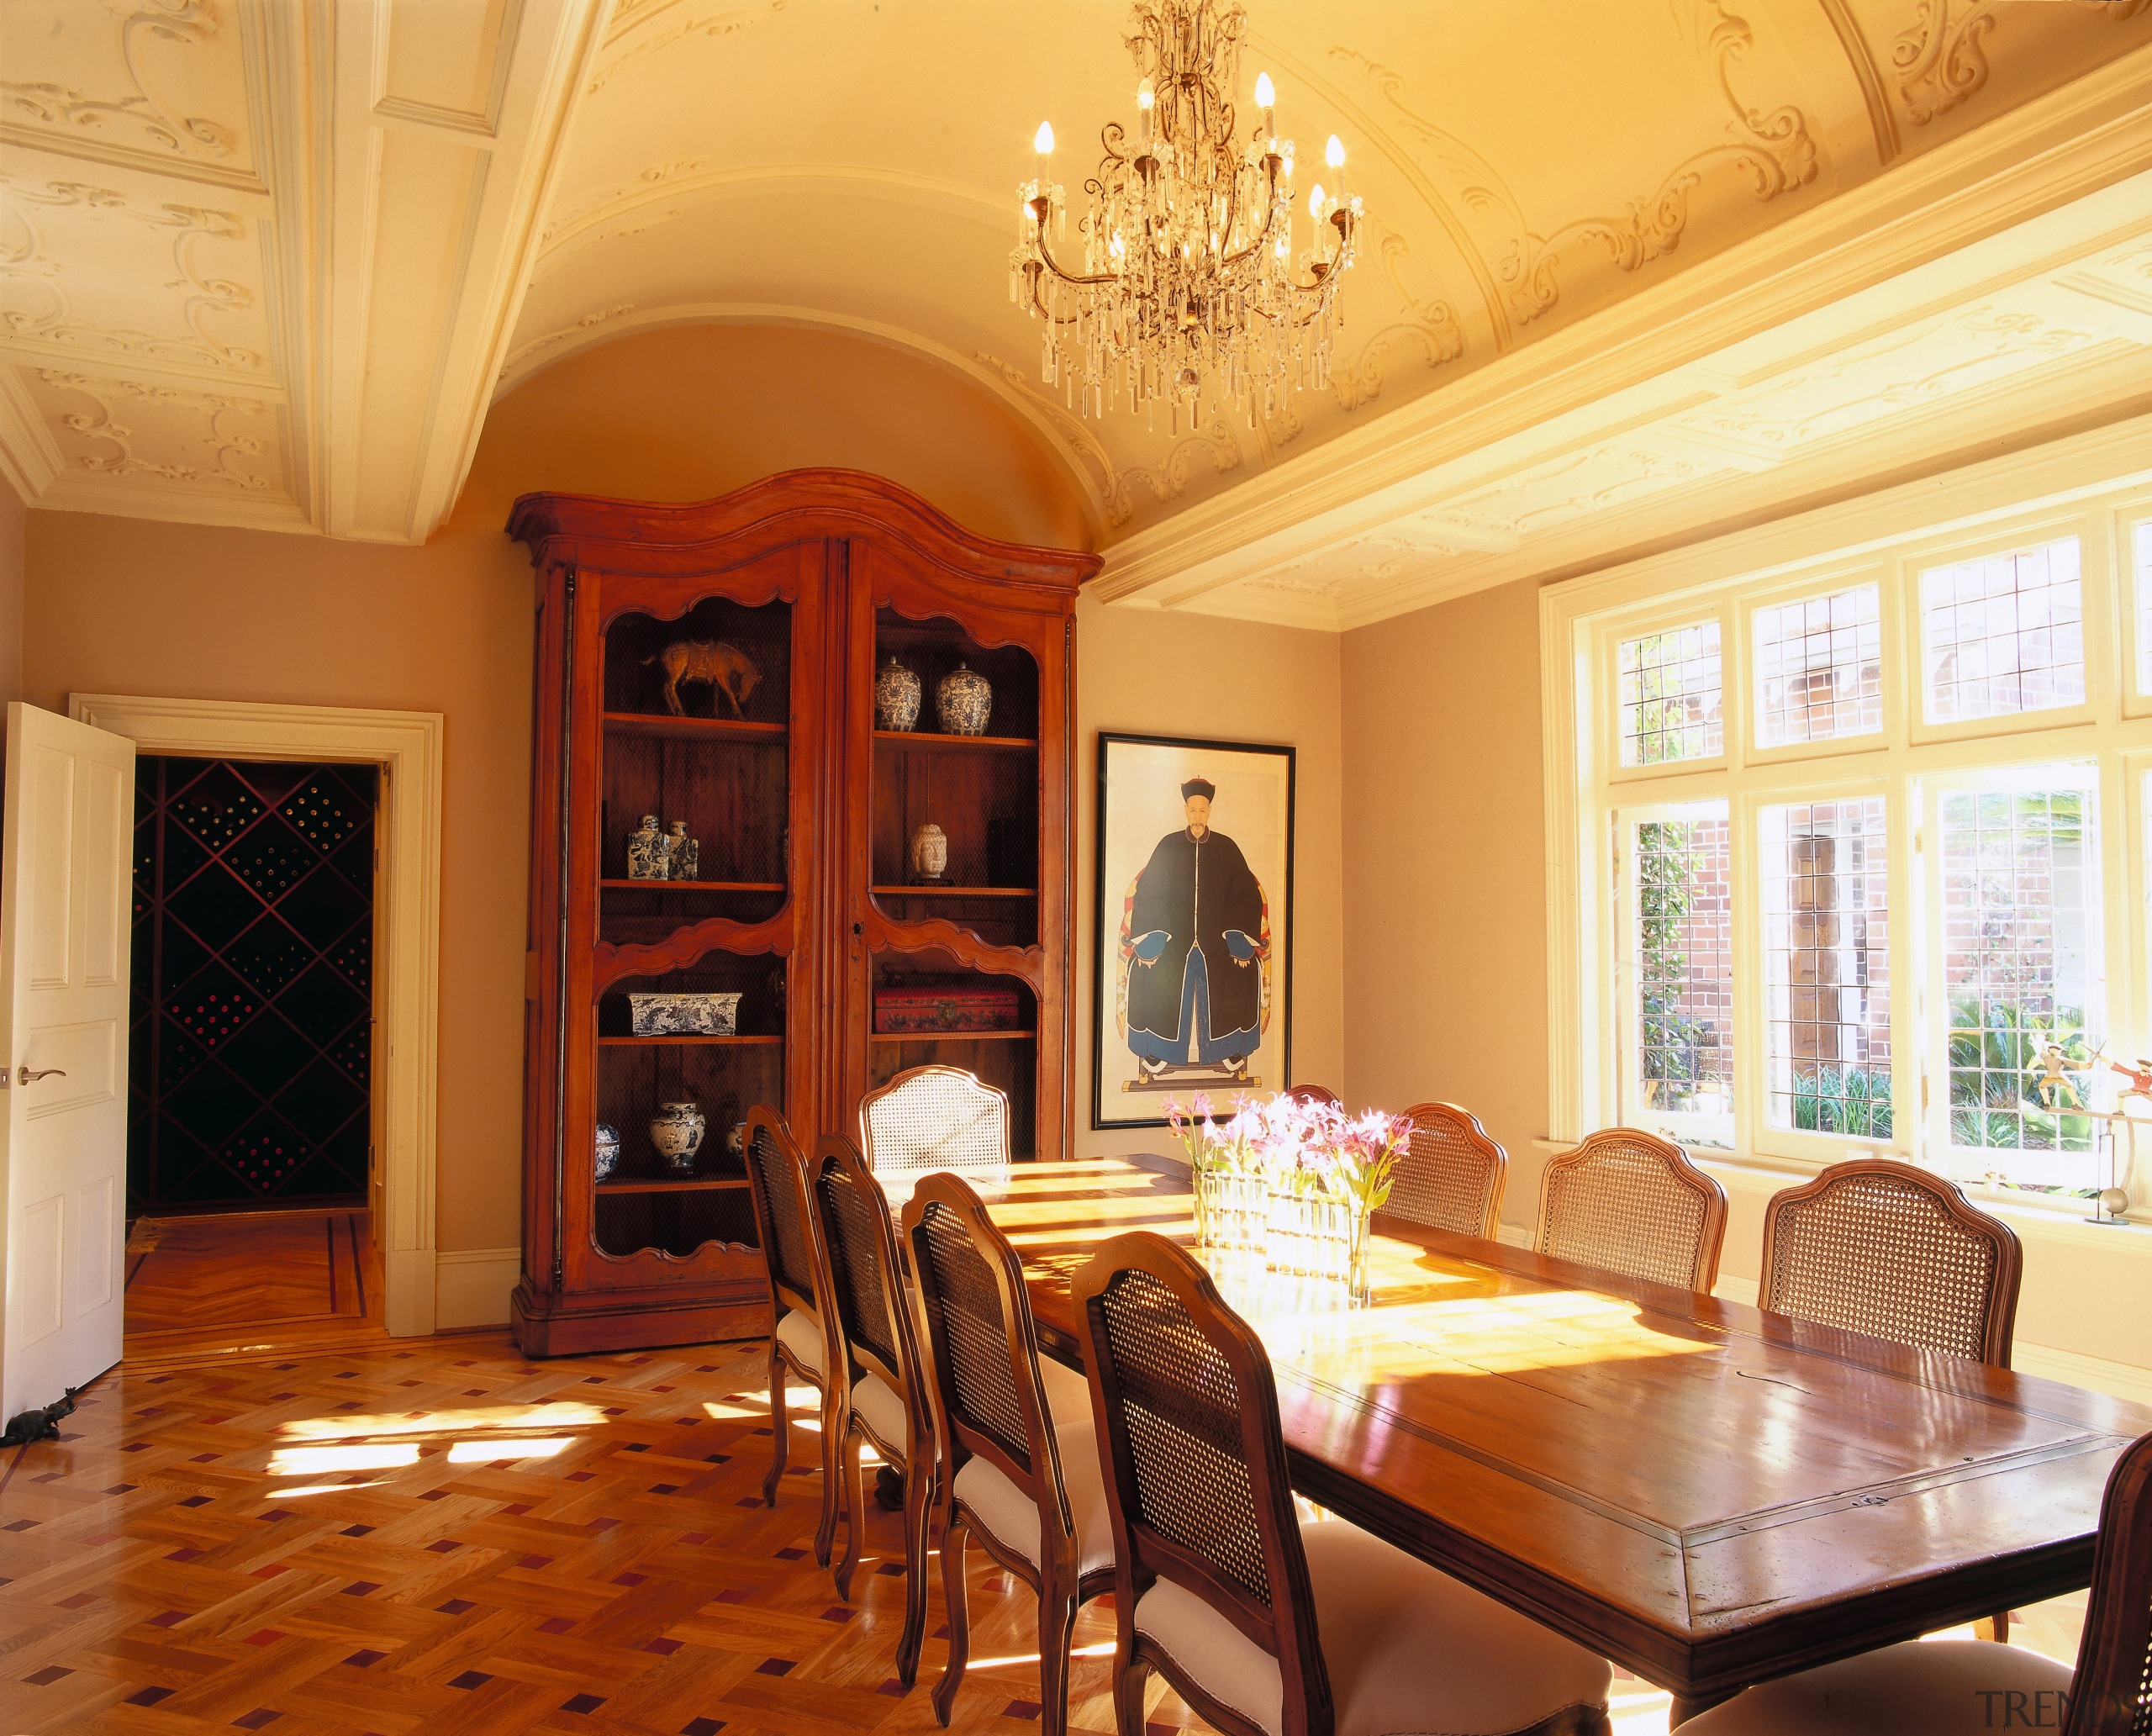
[649,1101,706,1174]
[594,1122,621,1181]
[910,821,948,883]
[665,821,699,881]
[875,657,921,731]
[936,662,993,736]
[625,814,668,879]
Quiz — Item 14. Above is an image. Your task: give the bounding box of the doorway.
[124,757,384,1354]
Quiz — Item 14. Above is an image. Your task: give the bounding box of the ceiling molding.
[492,297,1112,541]
[1090,45,2152,623]
[537,161,1011,273]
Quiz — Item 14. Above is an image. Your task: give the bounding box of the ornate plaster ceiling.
[3,1,2151,626]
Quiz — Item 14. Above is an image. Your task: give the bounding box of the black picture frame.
[1092,731,1295,1131]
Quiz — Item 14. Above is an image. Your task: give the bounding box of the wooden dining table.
[930,1151,2152,1722]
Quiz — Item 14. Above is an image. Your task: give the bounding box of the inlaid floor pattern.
[0,1331,2085,1735]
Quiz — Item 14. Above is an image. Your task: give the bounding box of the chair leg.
[1110,1648,1150,1736]
[894,1452,931,1688]
[1036,1583,1080,1736]
[833,1423,865,1604]
[761,1341,789,1508]
[1980,1612,2011,1643]
[813,1380,844,1570]
[930,1514,970,1728]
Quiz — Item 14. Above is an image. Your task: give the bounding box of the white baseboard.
[434,1247,521,1330]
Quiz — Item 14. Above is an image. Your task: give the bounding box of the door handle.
[18,1066,65,1085]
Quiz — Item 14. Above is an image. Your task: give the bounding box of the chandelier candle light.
[1013,0,1362,428]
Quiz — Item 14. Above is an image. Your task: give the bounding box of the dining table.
[910,1150,2152,1723]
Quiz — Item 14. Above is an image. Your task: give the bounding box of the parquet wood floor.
[125,1213,388,1368]
[0,1330,2086,1736]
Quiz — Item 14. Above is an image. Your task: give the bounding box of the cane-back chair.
[1758,1157,2023,1367]
[740,1106,846,1568]
[901,1173,1114,1735]
[808,1134,932,1685]
[862,1064,1009,1178]
[1681,1427,2152,1735]
[1071,1231,1613,1736]
[1284,1084,1342,1110]
[1535,1127,1728,1294]
[1386,1101,1508,1240]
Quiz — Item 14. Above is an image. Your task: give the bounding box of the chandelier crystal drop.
[1011,0,1362,428]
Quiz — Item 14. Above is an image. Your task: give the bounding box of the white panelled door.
[0,703,134,1425]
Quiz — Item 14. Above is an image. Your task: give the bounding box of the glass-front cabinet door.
[847,537,1073,1163]
[564,561,813,1298]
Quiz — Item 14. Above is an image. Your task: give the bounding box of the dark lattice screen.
[128,758,377,1213]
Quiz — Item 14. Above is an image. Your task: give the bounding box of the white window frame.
[1543,420,2152,1221]
[1606,604,1733,785]
[1615,797,1738,1152]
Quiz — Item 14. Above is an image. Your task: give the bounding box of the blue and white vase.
[594,1123,621,1181]
[625,814,669,879]
[875,657,921,731]
[650,1101,706,1174]
[936,662,993,736]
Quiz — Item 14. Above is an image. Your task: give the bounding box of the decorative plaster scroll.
[1335,0,1816,331]
[1328,221,1464,411]
[1892,0,1996,124]
[0,0,237,161]
[1107,414,1245,526]
[587,1,789,96]
[38,367,271,490]
[0,177,260,372]
[1892,0,2149,129]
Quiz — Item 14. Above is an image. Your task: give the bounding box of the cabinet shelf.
[872,1029,1036,1043]
[603,879,785,893]
[596,1176,752,1195]
[606,710,785,742]
[873,729,1036,752]
[873,884,1035,899]
[597,1034,784,1047]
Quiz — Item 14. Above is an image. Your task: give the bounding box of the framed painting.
[1093,732,1295,1130]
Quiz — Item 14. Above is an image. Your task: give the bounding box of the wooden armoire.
[506,471,1099,1355]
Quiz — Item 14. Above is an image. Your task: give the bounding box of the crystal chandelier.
[1011,0,1361,427]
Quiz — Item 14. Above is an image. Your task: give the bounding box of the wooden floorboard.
[0,1327,2087,1735]
[124,1212,389,1367]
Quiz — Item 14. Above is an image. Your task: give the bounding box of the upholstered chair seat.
[1135,1516,1611,1736]
[1679,1641,2070,1735]
[849,1368,909,1459]
[773,1305,825,1376]
[953,1417,1116,1579]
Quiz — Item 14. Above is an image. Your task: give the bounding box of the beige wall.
[1340,577,1548,1211]
[20,323,1340,1259]
[1075,599,1344,1157]
[0,483,24,707]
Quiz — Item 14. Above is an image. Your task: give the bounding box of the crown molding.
[1094,43,2152,619]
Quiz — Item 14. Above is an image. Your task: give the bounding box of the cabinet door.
[561,541,826,1295]
[842,536,1073,1161]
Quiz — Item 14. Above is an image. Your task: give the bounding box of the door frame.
[70,694,444,1337]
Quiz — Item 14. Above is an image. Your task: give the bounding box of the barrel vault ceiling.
[3,1,2151,625]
